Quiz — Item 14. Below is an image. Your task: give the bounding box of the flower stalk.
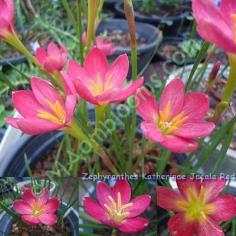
[213,54,236,123]
[124,0,137,80]
[6,31,38,65]
[85,0,99,53]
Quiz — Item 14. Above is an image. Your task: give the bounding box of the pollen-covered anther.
[37,99,66,125]
[103,192,133,222]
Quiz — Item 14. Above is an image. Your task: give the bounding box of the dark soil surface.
[101,30,147,48]
[134,1,190,17]
[32,129,181,177]
[10,219,72,236]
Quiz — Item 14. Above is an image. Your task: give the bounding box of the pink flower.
[13,187,60,226]
[35,42,67,73]
[62,48,143,105]
[0,0,14,39]
[157,178,236,236]
[136,78,215,153]
[83,180,151,233]
[5,77,76,135]
[192,0,236,54]
[82,32,116,56]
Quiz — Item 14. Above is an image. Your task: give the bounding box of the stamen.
[37,99,66,125]
[104,193,132,222]
[117,192,122,212]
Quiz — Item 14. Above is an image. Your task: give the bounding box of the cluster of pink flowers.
[84,178,236,236]
[84,179,236,235]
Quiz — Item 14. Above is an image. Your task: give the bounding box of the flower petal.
[182,92,210,121]
[140,122,165,143]
[84,48,109,79]
[105,54,129,87]
[96,182,112,207]
[67,60,90,83]
[22,187,36,205]
[0,0,14,24]
[112,180,131,205]
[31,77,64,110]
[38,188,49,205]
[168,213,196,236]
[176,179,201,199]
[127,195,151,218]
[21,215,40,226]
[118,217,149,233]
[75,79,99,105]
[35,48,47,65]
[159,78,185,120]
[12,91,43,118]
[174,121,215,138]
[157,186,183,212]
[38,213,58,225]
[64,95,77,123]
[202,179,226,202]
[197,217,224,236]
[61,72,77,96]
[16,118,62,135]
[5,117,20,129]
[13,200,32,214]
[45,198,60,213]
[110,77,144,103]
[210,195,236,222]
[161,135,198,153]
[136,88,159,122]
[83,197,108,222]
[193,0,236,54]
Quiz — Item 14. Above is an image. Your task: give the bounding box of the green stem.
[6,31,38,65]
[95,105,107,129]
[213,54,236,123]
[65,118,118,174]
[111,229,117,236]
[85,0,98,53]
[77,0,84,64]
[157,150,171,174]
[124,0,137,80]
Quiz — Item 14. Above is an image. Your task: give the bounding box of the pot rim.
[97,18,161,54]
[115,2,190,22]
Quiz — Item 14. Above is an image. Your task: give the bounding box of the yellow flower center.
[231,14,236,43]
[158,101,188,135]
[31,202,45,217]
[103,192,133,222]
[177,186,215,222]
[37,99,66,125]
[88,73,114,96]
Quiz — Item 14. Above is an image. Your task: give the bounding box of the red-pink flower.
[192,0,236,54]
[157,178,236,236]
[136,79,215,153]
[13,187,60,226]
[35,42,67,73]
[0,0,14,39]
[5,77,76,135]
[83,180,151,233]
[82,32,116,56]
[62,48,143,105]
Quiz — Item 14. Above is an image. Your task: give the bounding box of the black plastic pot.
[96,19,161,79]
[104,0,122,11]
[0,131,63,177]
[156,36,204,66]
[115,2,190,37]
[0,202,79,236]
